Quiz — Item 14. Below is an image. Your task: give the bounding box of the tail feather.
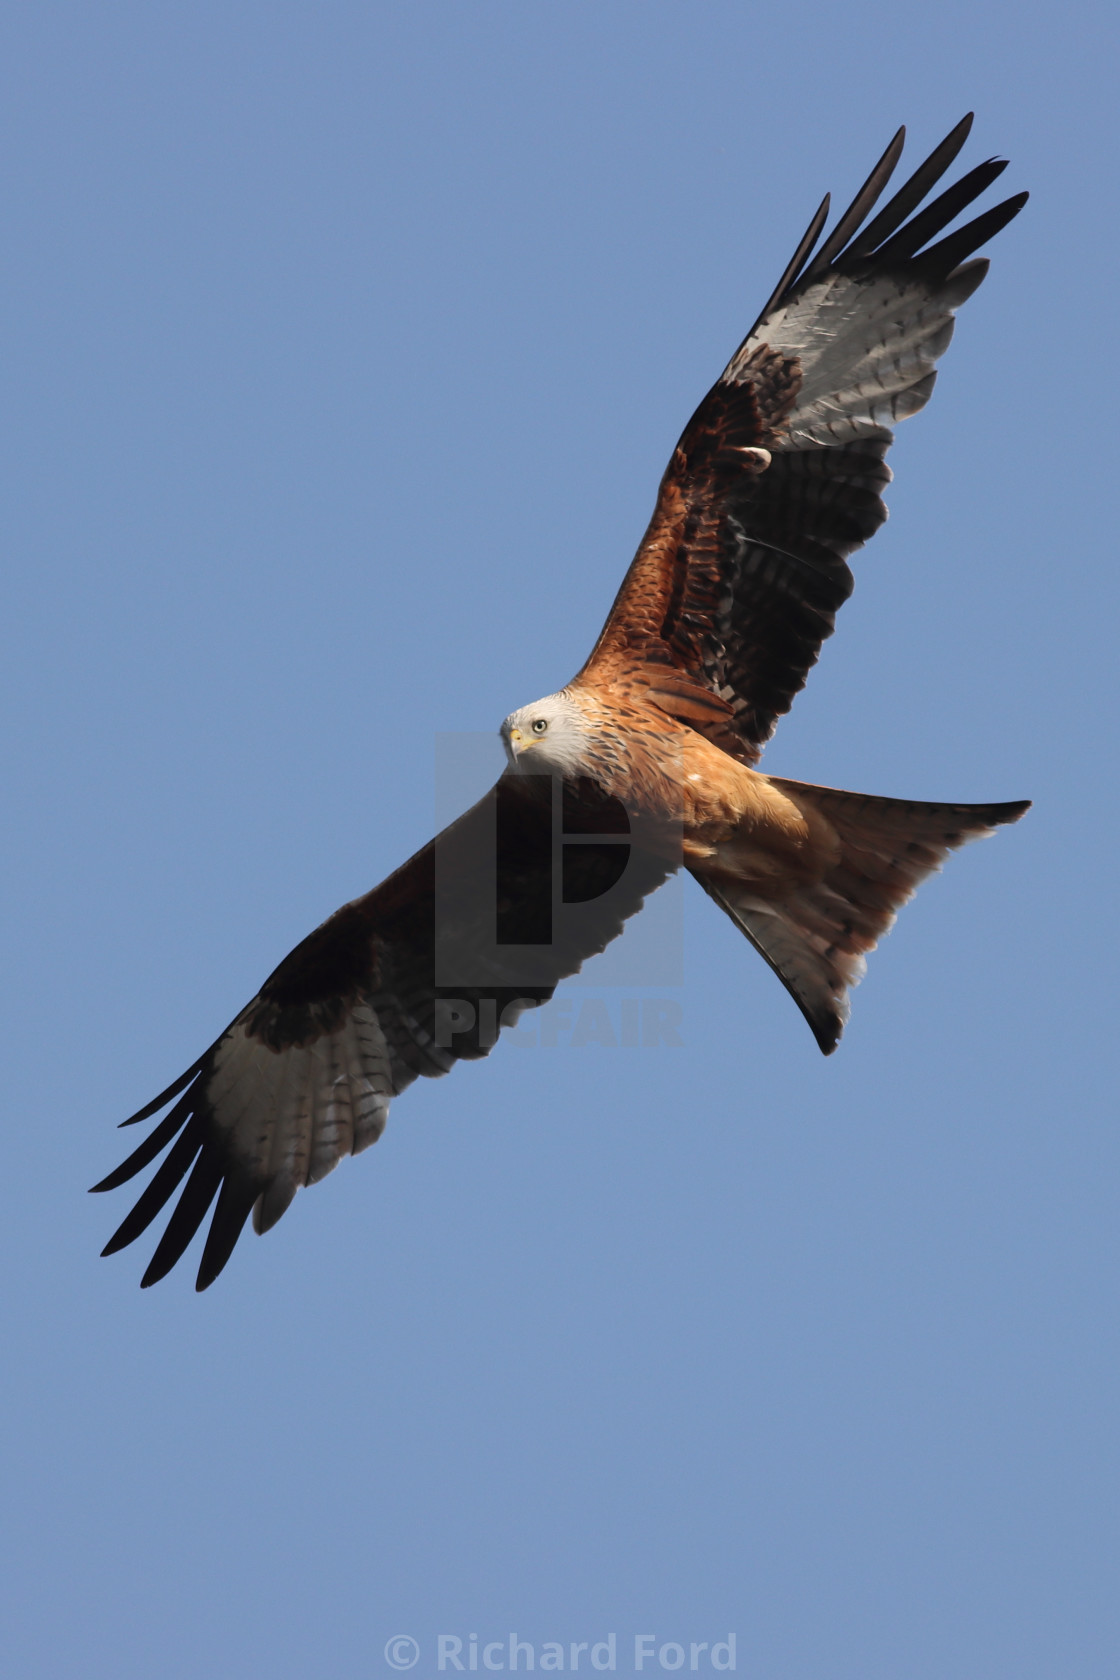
[691,780,1029,1054]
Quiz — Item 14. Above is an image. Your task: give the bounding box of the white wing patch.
[725,262,985,448]
[206,1002,396,1235]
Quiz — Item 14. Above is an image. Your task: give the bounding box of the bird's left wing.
[93,774,672,1289]
[578,116,1027,762]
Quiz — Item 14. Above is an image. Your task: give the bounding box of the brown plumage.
[94,116,1029,1288]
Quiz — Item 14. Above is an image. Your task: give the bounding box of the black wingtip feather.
[99,1116,204,1256]
[91,1090,197,1192]
[746,193,831,340]
[798,125,906,287]
[139,1148,224,1288]
[842,113,975,262]
[914,192,1029,279]
[195,1176,260,1291]
[869,158,1010,266]
[119,1057,207,1126]
[755,117,1023,324]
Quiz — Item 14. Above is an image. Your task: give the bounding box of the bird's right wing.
[92,774,672,1290]
[579,115,1027,762]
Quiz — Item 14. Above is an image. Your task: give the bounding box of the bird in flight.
[94,115,1029,1289]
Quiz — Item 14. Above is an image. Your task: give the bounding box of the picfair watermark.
[432,994,684,1050]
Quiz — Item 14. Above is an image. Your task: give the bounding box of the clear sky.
[2,5,1117,1678]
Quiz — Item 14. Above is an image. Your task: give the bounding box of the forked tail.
[689,779,1029,1054]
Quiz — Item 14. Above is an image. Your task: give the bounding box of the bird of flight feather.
[94,116,1030,1289]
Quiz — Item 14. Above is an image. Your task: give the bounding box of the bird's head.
[500,690,592,777]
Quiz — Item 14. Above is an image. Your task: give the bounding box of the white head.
[500,690,593,777]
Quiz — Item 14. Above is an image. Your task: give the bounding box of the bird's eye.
[531,719,548,735]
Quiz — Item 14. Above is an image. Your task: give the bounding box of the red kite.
[94,116,1029,1288]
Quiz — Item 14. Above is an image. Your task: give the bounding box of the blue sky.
[2,4,1118,1678]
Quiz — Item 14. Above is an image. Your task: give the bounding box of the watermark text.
[384,1633,736,1673]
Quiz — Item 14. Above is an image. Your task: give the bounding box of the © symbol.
[385,1635,420,1670]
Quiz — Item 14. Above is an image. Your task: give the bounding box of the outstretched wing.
[92,775,672,1289]
[579,115,1027,763]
